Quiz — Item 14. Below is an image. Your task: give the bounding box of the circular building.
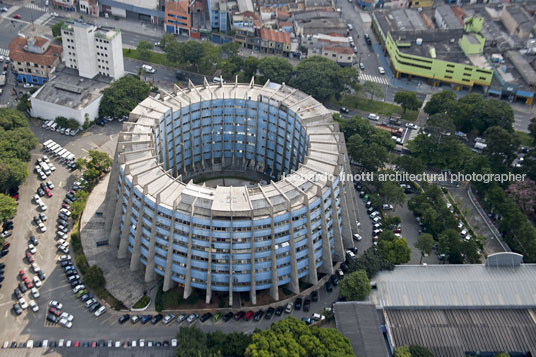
[104,79,359,305]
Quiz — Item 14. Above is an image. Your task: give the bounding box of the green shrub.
[133,295,150,309]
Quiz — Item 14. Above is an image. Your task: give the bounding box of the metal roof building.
[370,255,536,308]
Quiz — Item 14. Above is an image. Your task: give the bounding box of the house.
[232,11,261,49]
[8,36,63,85]
[260,27,290,55]
[317,46,355,66]
[79,0,99,17]
[165,0,192,36]
[501,5,534,39]
[52,0,77,11]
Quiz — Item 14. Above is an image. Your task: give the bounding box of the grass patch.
[155,285,200,311]
[133,295,151,309]
[339,94,418,121]
[123,48,174,67]
[515,131,532,147]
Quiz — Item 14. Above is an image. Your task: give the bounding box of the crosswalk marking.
[24,3,48,12]
[0,48,9,57]
[360,73,390,86]
[35,13,51,25]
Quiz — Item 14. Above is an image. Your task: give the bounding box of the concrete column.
[108,169,125,248]
[117,182,134,259]
[163,202,178,292]
[285,200,300,295]
[329,176,345,263]
[337,165,354,250]
[303,195,319,285]
[316,185,334,275]
[205,213,213,304]
[267,205,279,301]
[144,198,160,282]
[129,186,148,271]
[182,198,197,298]
[248,213,257,305]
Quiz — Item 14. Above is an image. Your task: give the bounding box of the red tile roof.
[261,27,290,44]
[323,46,354,54]
[237,11,259,19]
[8,37,62,67]
[279,21,292,27]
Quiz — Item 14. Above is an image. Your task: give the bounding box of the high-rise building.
[61,22,124,80]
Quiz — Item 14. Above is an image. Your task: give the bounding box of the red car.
[91,341,97,348]
[19,270,25,278]
[25,252,34,263]
[74,341,80,347]
[49,307,61,316]
[45,188,52,197]
[12,14,21,19]
[25,280,33,289]
[244,311,254,321]
[62,203,70,209]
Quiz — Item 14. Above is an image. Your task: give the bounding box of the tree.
[158,33,175,51]
[348,247,394,278]
[0,158,28,194]
[423,90,456,115]
[84,265,105,290]
[86,151,112,174]
[529,118,536,145]
[438,229,463,264]
[0,194,16,222]
[257,57,294,84]
[378,234,411,265]
[409,345,434,357]
[137,40,154,61]
[394,346,412,357]
[362,81,383,101]
[75,158,87,171]
[289,56,357,101]
[394,91,422,113]
[339,270,371,301]
[51,21,64,37]
[242,56,259,79]
[415,233,434,264]
[394,155,425,175]
[177,326,208,357]
[165,38,182,64]
[245,317,354,357]
[378,181,405,209]
[483,126,519,172]
[221,41,240,58]
[207,331,251,357]
[180,41,205,70]
[98,76,150,119]
[0,108,29,130]
[16,94,31,113]
[506,179,536,217]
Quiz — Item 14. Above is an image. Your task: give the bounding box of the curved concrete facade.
[104,79,359,305]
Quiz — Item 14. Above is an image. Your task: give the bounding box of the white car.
[32,276,42,288]
[39,202,47,211]
[57,238,66,246]
[49,300,63,309]
[60,312,74,322]
[31,262,41,273]
[353,233,362,241]
[51,12,59,17]
[171,339,177,347]
[73,285,85,294]
[58,318,72,329]
[56,231,67,240]
[95,306,107,317]
[115,341,121,348]
[368,113,380,121]
[28,244,36,254]
[66,340,72,347]
[58,339,64,347]
[49,164,56,172]
[58,255,71,262]
[378,66,385,74]
[60,208,71,217]
[139,339,145,347]
[23,83,33,88]
[141,64,156,73]
[31,287,40,299]
[29,300,39,312]
[33,194,40,203]
[38,222,46,232]
[42,155,49,163]
[18,298,28,310]
[47,181,54,189]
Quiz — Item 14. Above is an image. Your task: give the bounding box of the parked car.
[186,313,199,323]
[151,314,163,324]
[285,303,293,313]
[222,312,234,322]
[234,311,245,321]
[253,310,264,321]
[295,298,303,311]
[275,306,284,316]
[244,311,254,321]
[264,307,275,320]
[200,313,213,323]
[118,314,130,324]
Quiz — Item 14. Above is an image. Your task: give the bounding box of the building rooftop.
[334,302,388,357]
[375,8,428,33]
[8,36,62,67]
[386,309,536,356]
[505,50,536,87]
[323,46,354,54]
[304,0,332,9]
[237,0,254,13]
[261,27,291,43]
[503,5,534,34]
[31,66,112,110]
[369,257,536,308]
[436,5,463,30]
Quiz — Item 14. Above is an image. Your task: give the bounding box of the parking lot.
[0,117,345,348]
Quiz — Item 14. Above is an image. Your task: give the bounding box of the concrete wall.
[30,93,102,126]
[74,25,99,79]
[108,32,125,80]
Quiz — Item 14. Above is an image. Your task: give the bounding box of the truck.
[0,75,5,86]
[474,142,487,151]
[376,124,403,137]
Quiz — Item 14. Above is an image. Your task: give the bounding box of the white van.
[60,151,70,162]
[56,148,67,157]
[48,143,60,152]
[49,122,58,131]
[212,76,225,84]
[40,162,51,175]
[43,139,53,147]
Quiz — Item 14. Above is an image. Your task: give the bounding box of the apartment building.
[165,0,191,36]
[9,36,63,85]
[61,22,124,80]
